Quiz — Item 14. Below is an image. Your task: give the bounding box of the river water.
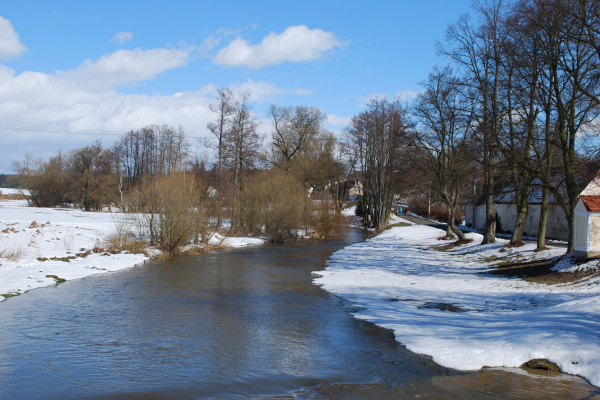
[0,228,598,399]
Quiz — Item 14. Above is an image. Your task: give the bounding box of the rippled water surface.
[0,228,598,399]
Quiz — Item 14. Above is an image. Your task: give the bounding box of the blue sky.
[0,0,474,173]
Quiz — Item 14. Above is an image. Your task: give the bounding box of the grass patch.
[45,274,66,283]
[0,247,24,261]
[49,256,77,262]
[437,234,456,241]
[388,222,411,228]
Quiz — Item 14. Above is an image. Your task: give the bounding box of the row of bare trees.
[14,88,355,254]
[402,0,600,253]
[14,141,117,211]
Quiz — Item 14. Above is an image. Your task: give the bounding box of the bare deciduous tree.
[348,97,409,230]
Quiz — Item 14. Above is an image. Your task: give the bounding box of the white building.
[575,174,600,259]
[465,179,568,241]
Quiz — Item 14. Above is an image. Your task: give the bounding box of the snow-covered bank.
[313,222,600,387]
[0,199,264,301]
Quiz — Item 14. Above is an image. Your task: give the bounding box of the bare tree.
[347,97,409,230]
[410,66,473,240]
[438,0,510,244]
[224,91,262,232]
[531,0,600,252]
[268,105,326,168]
[207,88,235,172]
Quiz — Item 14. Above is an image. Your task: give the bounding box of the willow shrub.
[125,173,212,255]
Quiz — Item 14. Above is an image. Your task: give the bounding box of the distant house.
[575,173,600,259]
[347,181,363,201]
[465,179,568,241]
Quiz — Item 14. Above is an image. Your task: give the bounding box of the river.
[0,228,598,399]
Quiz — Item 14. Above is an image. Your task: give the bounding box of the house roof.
[494,178,565,204]
[580,176,600,196]
[579,195,600,212]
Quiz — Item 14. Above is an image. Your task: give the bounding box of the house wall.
[468,203,568,241]
[590,214,600,249]
[576,214,587,248]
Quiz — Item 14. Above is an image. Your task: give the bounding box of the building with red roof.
[575,173,600,259]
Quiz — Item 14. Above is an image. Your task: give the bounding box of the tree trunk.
[510,194,529,245]
[482,191,496,244]
[537,185,549,251]
[448,206,467,241]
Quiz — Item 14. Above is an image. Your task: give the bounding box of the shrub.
[124,173,212,255]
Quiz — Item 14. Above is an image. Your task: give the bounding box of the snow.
[0,200,264,301]
[313,223,600,387]
[208,233,265,247]
[552,254,600,273]
[0,188,31,196]
[581,177,600,196]
[0,199,148,300]
[341,205,357,217]
[495,178,565,204]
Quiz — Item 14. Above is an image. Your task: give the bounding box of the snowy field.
[0,199,264,301]
[313,221,600,387]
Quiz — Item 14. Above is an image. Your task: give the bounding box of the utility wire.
[0,125,212,138]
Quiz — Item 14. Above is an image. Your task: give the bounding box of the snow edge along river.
[313,220,600,388]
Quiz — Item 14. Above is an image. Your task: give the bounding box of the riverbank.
[313,220,600,387]
[0,199,264,301]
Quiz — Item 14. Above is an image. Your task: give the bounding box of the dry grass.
[0,191,29,202]
[387,222,411,229]
[103,234,147,255]
[0,246,24,261]
[437,234,456,241]
[430,238,474,251]
[489,258,600,285]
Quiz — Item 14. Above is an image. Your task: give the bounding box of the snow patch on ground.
[552,254,600,273]
[341,205,357,217]
[0,200,148,300]
[313,223,600,387]
[208,233,265,247]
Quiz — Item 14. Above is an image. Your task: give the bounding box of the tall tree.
[439,0,510,244]
[268,105,326,168]
[207,88,235,172]
[348,97,409,230]
[532,0,600,252]
[411,66,473,240]
[224,91,262,232]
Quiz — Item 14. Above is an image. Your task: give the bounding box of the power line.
[0,125,212,138]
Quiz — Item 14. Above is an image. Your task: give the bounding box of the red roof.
[579,195,600,212]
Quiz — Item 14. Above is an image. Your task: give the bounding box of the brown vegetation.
[489,258,600,285]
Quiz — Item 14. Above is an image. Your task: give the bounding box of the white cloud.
[231,79,312,103]
[326,113,351,127]
[60,47,191,88]
[395,90,421,102]
[0,15,27,61]
[213,25,346,69]
[110,32,134,45]
[0,60,308,171]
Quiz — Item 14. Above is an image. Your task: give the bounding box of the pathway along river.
[0,228,598,399]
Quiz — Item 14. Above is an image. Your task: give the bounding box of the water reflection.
[0,229,597,399]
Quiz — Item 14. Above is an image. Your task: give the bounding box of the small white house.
[575,174,600,259]
[347,181,363,201]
